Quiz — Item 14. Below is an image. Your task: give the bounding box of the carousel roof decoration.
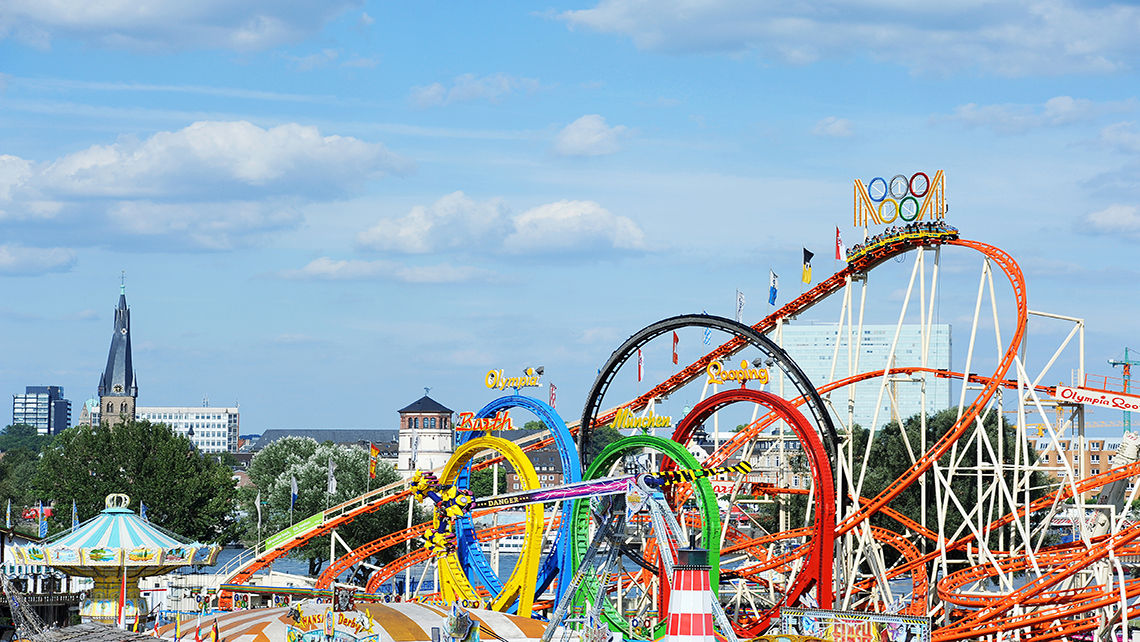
[13,493,220,576]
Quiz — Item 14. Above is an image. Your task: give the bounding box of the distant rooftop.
[253,429,398,451]
[398,395,452,415]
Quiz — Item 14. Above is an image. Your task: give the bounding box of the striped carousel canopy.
[14,493,220,576]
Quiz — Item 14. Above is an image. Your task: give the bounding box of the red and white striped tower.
[665,548,715,642]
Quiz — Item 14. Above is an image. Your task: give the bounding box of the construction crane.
[1108,347,1140,430]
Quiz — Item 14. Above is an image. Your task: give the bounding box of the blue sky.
[2,1,1140,434]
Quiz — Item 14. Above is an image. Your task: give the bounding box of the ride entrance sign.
[265,512,323,551]
[780,608,930,642]
[1056,385,1140,414]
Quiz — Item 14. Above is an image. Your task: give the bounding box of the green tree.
[33,420,237,543]
[469,465,508,498]
[0,447,43,536]
[781,408,1051,560]
[585,424,624,463]
[0,424,53,454]
[242,437,418,578]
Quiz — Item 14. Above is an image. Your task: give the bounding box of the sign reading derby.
[1056,385,1140,414]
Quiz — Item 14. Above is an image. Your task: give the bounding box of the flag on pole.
[290,475,298,511]
[701,310,711,345]
[212,618,219,642]
[140,501,148,522]
[769,271,778,305]
[802,248,814,284]
[327,457,337,495]
[369,443,380,479]
[672,331,679,365]
[7,498,12,529]
[836,226,846,260]
[37,501,46,538]
[255,489,262,532]
[153,616,159,637]
[549,383,557,408]
[176,616,182,640]
[195,616,202,642]
[410,434,419,467]
[637,349,644,382]
[72,499,78,529]
[735,290,745,322]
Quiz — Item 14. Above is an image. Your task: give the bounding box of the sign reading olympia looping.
[706,359,769,386]
[485,368,542,390]
[854,170,946,227]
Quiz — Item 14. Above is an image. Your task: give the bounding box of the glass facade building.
[774,323,952,431]
[12,386,71,435]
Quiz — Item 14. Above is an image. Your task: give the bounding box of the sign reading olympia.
[1056,385,1140,414]
[485,368,542,390]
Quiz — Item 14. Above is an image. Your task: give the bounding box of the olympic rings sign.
[865,172,929,223]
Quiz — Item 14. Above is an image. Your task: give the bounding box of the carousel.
[12,493,220,625]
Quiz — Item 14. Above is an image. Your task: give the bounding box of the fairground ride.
[216,172,1140,642]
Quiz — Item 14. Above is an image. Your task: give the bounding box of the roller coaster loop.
[435,435,543,617]
[670,388,835,632]
[569,434,720,637]
[578,314,839,478]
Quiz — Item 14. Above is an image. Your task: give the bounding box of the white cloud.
[357,191,511,253]
[285,48,339,71]
[280,257,491,283]
[1082,204,1140,238]
[0,244,75,275]
[358,193,646,256]
[1101,122,1140,153]
[944,96,1135,133]
[553,114,627,156]
[812,116,853,137]
[503,200,645,254]
[409,73,539,108]
[342,56,380,69]
[0,121,408,250]
[106,201,301,250]
[0,0,362,52]
[34,121,408,200]
[558,1,1140,77]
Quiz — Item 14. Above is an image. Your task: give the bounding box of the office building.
[135,406,240,454]
[12,386,71,435]
[774,323,952,432]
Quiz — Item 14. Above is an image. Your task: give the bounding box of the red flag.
[212,618,219,642]
[637,349,643,382]
[196,619,202,642]
[835,227,845,259]
[549,383,557,408]
[672,331,679,365]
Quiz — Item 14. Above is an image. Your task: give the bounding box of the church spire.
[98,280,137,426]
